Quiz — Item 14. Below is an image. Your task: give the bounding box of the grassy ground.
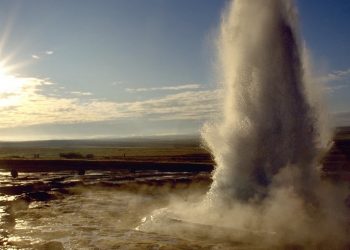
[0,127,349,175]
[0,146,213,172]
[0,147,212,163]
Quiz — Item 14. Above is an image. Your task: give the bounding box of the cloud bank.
[0,76,218,129]
[0,67,348,130]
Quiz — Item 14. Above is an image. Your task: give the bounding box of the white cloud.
[319,68,350,93]
[32,50,54,60]
[323,84,349,93]
[45,50,54,55]
[70,91,93,96]
[125,83,201,92]
[121,89,219,120]
[0,75,218,129]
[320,68,350,83]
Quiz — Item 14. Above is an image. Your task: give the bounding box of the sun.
[0,62,26,107]
[0,65,20,90]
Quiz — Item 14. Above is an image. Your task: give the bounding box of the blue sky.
[0,0,348,140]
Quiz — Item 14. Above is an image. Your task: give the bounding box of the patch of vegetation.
[59,152,95,159]
[59,152,84,159]
[85,154,94,159]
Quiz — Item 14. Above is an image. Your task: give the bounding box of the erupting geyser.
[203,0,323,204]
[140,0,348,247]
[200,0,348,245]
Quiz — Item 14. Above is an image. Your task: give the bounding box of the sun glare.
[0,64,25,107]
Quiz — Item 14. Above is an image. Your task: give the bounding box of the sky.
[0,0,348,140]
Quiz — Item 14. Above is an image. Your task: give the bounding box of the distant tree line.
[59,152,94,159]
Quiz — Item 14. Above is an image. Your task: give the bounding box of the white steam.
[138,0,348,247]
[200,0,348,247]
[203,0,322,203]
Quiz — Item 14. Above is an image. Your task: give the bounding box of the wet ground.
[1,127,350,249]
[0,169,350,249]
[0,170,215,249]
